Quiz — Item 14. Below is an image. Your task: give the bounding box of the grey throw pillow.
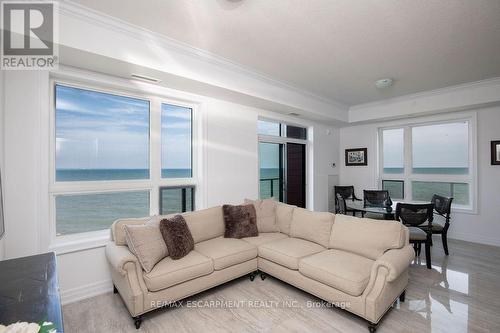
[223,204,259,239]
[159,215,195,260]
[124,224,168,273]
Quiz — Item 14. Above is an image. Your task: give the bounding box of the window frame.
[378,114,477,213]
[49,77,200,248]
[159,185,195,215]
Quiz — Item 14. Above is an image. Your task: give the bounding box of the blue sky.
[56,85,191,170]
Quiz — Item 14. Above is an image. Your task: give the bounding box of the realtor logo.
[1,1,58,70]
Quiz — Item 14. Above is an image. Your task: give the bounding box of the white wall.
[1,69,339,303]
[339,107,500,246]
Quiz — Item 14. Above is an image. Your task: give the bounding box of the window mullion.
[150,97,162,215]
[404,126,412,200]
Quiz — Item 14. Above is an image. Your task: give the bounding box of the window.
[379,119,474,210]
[286,125,307,140]
[56,191,150,236]
[55,85,150,181]
[258,119,307,139]
[412,122,469,174]
[382,128,404,174]
[51,81,197,238]
[161,103,192,178]
[412,181,469,205]
[258,120,280,136]
[258,119,308,207]
[382,180,404,199]
[159,186,194,215]
[259,142,283,200]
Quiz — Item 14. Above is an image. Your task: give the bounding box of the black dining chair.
[423,195,453,255]
[363,190,391,208]
[334,185,362,215]
[362,190,393,219]
[396,202,435,269]
[336,193,347,215]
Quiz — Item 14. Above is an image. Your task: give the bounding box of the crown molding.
[349,76,500,123]
[57,0,347,113]
[350,76,500,111]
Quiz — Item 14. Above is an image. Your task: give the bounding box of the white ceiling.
[71,0,500,106]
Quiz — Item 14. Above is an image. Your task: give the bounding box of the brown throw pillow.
[159,215,194,260]
[223,204,258,239]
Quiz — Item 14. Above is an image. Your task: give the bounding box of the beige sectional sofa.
[106,203,414,332]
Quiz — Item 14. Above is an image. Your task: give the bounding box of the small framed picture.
[492,141,500,165]
[345,148,368,166]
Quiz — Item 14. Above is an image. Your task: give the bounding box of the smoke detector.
[375,78,394,89]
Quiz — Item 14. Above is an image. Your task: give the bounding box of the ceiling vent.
[131,73,161,83]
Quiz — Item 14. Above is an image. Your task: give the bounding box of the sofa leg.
[399,290,406,302]
[133,315,142,329]
[113,285,118,294]
[368,322,378,333]
[249,271,258,281]
[260,271,267,281]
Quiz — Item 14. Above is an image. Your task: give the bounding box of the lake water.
[55,169,191,235]
[56,167,467,235]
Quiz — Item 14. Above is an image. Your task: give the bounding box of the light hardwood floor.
[63,238,500,333]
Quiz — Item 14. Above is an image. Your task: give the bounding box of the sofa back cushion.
[244,198,280,232]
[290,208,334,247]
[329,214,405,260]
[111,217,150,246]
[124,224,168,273]
[276,202,296,235]
[182,206,225,243]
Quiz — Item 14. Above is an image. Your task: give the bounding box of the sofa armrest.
[105,242,140,276]
[374,245,414,282]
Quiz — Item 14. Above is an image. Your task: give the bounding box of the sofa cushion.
[222,204,259,239]
[242,232,288,246]
[329,215,405,260]
[111,217,150,246]
[195,237,257,270]
[290,208,334,247]
[182,206,225,243]
[244,198,280,232]
[124,224,168,273]
[299,250,374,297]
[276,202,295,235]
[258,238,325,270]
[143,251,213,291]
[160,215,195,260]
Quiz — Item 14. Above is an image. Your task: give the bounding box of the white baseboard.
[60,279,112,305]
[448,232,500,247]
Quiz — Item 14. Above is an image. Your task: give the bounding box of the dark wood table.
[0,252,63,331]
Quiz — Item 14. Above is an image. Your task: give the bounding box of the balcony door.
[259,142,306,208]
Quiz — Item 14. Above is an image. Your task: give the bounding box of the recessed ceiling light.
[375,78,394,89]
[131,73,161,83]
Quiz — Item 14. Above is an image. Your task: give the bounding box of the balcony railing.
[260,177,280,199]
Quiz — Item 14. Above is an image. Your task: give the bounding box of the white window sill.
[49,230,110,255]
